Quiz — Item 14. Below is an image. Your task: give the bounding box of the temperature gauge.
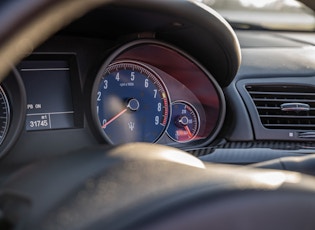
[167,101,200,143]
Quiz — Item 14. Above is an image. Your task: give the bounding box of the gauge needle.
[184,125,193,139]
[102,108,127,129]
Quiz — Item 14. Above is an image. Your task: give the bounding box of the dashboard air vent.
[246,85,315,130]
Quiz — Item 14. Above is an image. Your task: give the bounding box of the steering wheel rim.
[1,143,315,229]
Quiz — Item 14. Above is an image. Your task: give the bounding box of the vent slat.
[260,115,315,119]
[256,106,315,111]
[264,124,315,128]
[253,99,315,103]
[256,107,280,110]
[246,85,315,130]
[248,91,315,97]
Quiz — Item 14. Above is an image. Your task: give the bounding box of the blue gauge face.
[167,101,199,143]
[96,61,170,144]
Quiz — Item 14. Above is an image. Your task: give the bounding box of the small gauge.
[167,101,199,143]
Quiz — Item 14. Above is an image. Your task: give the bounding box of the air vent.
[246,85,315,130]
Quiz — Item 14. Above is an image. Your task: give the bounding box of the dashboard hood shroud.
[0,0,241,87]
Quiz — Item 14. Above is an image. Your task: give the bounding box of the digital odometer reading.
[20,60,75,131]
[96,60,170,144]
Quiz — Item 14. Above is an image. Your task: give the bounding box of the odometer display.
[96,61,170,144]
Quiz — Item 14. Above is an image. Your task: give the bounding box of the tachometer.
[95,60,170,144]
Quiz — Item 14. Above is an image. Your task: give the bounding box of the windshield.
[202,0,315,31]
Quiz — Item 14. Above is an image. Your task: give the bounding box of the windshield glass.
[202,0,315,31]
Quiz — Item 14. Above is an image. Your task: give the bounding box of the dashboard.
[1,1,315,229]
[0,37,225,162]
[0,1,315,170]
[0,1,241,170]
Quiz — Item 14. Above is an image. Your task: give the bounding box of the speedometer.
[95,60,170,144]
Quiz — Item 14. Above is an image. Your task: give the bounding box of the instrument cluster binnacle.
[92,40,225,147]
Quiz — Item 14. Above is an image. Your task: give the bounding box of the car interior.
[0,0,315,229]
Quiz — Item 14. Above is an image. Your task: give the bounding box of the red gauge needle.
[177,115,193,139]
[101,98,140,129]
[102,108,127,129]
[184,125,193,139]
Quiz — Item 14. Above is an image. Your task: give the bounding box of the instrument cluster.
[0,39,226,156]
[92,40,225,147]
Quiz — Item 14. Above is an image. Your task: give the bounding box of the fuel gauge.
[167,101,200,143]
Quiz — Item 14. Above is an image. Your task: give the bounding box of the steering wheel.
[0,1,315,230]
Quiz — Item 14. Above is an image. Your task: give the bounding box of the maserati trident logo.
[128,122,135,131]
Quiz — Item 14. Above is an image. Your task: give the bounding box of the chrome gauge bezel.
[0,68,27,158]
[0,85,10,146]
